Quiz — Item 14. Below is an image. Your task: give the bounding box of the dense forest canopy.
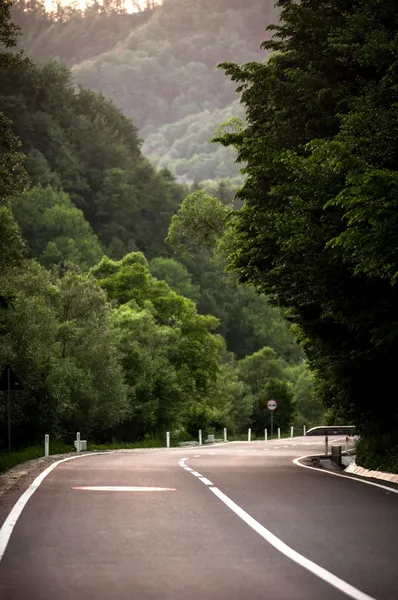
[1,0,320,456]
[215,0,398,470]
[12,0,278,182]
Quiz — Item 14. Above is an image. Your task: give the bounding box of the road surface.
[0,436,397,600]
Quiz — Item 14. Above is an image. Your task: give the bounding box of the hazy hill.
[13,0,277,182]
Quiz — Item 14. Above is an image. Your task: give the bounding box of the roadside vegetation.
[2,0,397,473]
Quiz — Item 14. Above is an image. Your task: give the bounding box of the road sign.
[267,399,278,411]
[0,365,23,391]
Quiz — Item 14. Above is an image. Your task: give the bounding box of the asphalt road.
[0,437,397,600]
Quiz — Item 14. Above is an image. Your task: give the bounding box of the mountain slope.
[14,0,277,181]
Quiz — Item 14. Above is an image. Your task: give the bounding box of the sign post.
[267,399,278,438]
[0,365,24,452]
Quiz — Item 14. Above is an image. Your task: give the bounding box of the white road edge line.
[293,455,398,495]
[209,486,375,600]
[0,451,114,563]
[190,471,202,477]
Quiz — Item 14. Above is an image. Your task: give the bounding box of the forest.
[11,0,278,183]
[0,0,321,463]
[2,0,397,472]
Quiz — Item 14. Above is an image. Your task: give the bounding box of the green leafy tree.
[149,257,200,301]
[215,0,398,468]
[91,252,222,437]
[251,379,294,437]
[13,185,104,269]
[167,189,232,256]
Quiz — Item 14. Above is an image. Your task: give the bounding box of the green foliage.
[285,362,325,428]
[13,185,104,269]
[89,252,223,438]
[0,440,73,473]
[0,54,186,259]
[0,1,307,455]
[0,262,129,448]
[356,434,398,474]
[252,379,294,437]
[216,0,398,457]
[167,190,232,256]
[12,1,158,67]
[13,0,277,181]
[149,257,200,301]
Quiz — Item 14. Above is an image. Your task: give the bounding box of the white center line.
[209,486,375,600]
[199,477,213,486]
[179,458,376,600]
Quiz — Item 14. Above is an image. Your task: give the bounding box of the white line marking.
[199,477,213,486]
[184,466,193,471]
[194,455,201,458]
[209,486,375,600]
[73,486,175,492]
[293,456,398,495]
[191,471,202,477]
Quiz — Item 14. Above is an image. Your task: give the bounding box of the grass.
[0,441,73,474]
[0,438,174,474]
[89,439,166,451]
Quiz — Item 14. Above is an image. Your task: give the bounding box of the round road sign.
[267,399,278,411]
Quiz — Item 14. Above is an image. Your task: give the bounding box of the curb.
[344,461,398,484]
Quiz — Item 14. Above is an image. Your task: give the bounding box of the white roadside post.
[264,429,268,441]
[303,425,307,436]
[76,432,81,453]
[248,428,251,442]
[290,426,294,438]
[166,431,170,448]
[223,428,227,442]
[345,436,349,453]
[44,434,49,458]
[198,430,202,446]
[325,435,329,456]
[277,428,281,440]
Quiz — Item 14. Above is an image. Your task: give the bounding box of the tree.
[0,262,129,448]
[149,257,200,301]
[251,379,294,437]
[13,185,104,269]
[216,0,398,467]
[166,189,232,256]
[0,55,186,260]
[91,252,222,434]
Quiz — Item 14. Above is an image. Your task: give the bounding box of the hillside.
[13,0,277,182]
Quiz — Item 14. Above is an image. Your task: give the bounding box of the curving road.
[0,437,397,600]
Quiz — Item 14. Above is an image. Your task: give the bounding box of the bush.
[356,434,398,474]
